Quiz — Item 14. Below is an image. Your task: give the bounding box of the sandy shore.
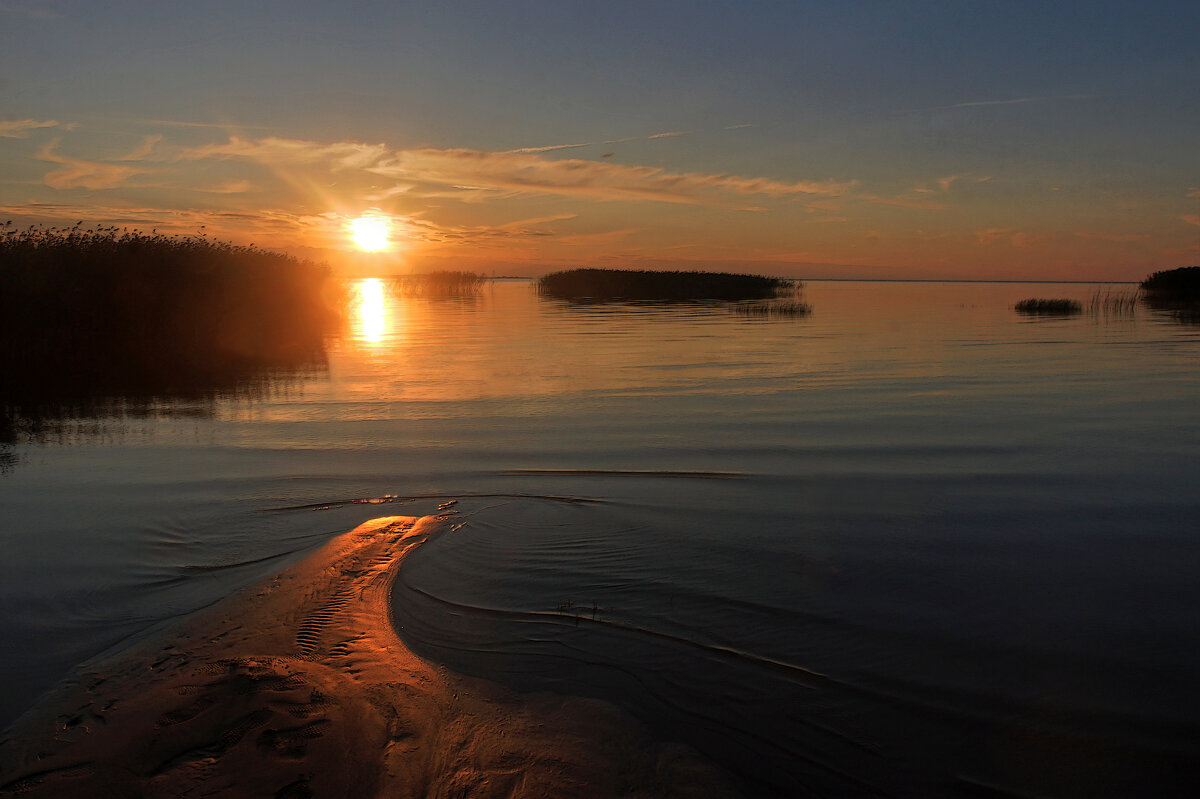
[0,516,742,797]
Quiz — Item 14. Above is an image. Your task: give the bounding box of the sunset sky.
[2,1,1197,280]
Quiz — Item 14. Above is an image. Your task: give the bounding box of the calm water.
[2,279,1199,796]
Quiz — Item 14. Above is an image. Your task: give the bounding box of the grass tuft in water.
[1014,298,1082,315]
[1086,289,1140,316]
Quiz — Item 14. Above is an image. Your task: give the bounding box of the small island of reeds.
[1013,298,1082,316]
[538,268,793,302]
[1,225,344,436]
[390,270,483,298]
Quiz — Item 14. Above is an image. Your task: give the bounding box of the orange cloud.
[0,118,71,138]
[1074,231,1150,242]
[507,142,593,154]
[371,148,854,205]
[974,227,1033,246]
[202,179,254,194]
[118,134,163,161]
[180,136,389,170]
[37,139,149,190]
[1182,215,1200,228]
[181,135,854,207]
[859,194,947,210]
[913,174,993,194]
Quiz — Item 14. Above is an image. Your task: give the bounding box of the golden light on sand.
[350,215,390,252]
[355,278,387,343]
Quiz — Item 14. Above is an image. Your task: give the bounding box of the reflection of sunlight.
[354,278,387,344]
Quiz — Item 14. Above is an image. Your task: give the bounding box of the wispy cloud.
[179,136,389,170]
[1183,215,1200,228]
[975,227,1038,248]
[371,147,855,205]
[37,139,149,190]
[118,134,163,161]
[134,118,275,130]
[508,129,693,155]
[1074,231,1150,242]
[0,1,64,20]
[907,95,1092,113]
[201,179,254,194]
[496,213,578,229]
[1187,187,1200,199]
[936,174,992,192]
[724,123,755,130]
[0,118,72,138]
[859,194,947,211]
[181,135,854,207]
[506,142,593,154]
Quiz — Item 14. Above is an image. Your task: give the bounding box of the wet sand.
[0,516,742,797]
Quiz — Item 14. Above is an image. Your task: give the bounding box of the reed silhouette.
[1086,289,1139,316]
[1014,298,1081,315]
[733,300,812,317]
[389,270,484,298]
[1140,266,1200,299]
[538,268,793,302]
[0,225,343,444]
[1139,266,1200,323]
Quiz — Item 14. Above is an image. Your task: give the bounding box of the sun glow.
[350,215,390,252]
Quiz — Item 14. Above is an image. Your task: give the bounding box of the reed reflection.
[0,227,341,452]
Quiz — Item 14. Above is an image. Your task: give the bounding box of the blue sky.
[2,1,1197,278]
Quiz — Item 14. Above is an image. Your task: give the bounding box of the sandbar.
[0,516,742,797]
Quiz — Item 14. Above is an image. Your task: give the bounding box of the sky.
[1,0,1197,280]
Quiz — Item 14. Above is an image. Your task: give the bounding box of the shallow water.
[2,279,1199,796]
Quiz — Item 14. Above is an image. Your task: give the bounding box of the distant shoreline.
[473,276,1140,285]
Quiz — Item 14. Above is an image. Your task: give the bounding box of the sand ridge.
[0,516,742,798]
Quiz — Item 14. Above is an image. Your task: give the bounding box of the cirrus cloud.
[37,139,149,190]
[0,118,75,138]
[180,135,856,208]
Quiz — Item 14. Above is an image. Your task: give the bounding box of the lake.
[2,279,1198,796]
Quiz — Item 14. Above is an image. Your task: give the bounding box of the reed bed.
[389,270,484,297]
[1,225,343,440]
[538,268,792,302]
[1014,298,1082,315]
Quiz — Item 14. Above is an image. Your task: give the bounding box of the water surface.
[2,279,1198,796]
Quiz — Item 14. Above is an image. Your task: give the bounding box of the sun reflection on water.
[353,278,388,344]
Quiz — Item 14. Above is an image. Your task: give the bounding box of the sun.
[350,215,390,252]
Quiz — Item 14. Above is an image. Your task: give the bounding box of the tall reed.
[1086,289,1139,316]
[1,224,344,438]
[389,270,483,297]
